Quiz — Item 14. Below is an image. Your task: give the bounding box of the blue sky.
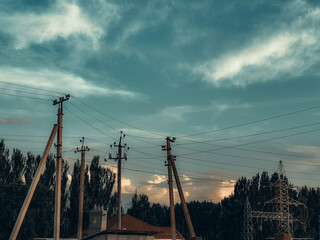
[1,0,320,204]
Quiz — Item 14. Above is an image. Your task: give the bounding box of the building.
[106,214,185,240]
[78,209,185,240]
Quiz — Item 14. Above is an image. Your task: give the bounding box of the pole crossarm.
[267,197,306,207]
[250,211,294,222]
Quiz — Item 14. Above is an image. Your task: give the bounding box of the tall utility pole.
[9,125,58,240]
[162,137,177,240]
[109,131,128,230]
[76,137,89,240]
[53,94,70,240]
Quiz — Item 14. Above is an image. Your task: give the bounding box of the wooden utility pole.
[108,131,128,230]
[163,137,201,240]
[76,137,89,240]
[171,160,196,238]
[162,137,177,240]
[53,94,70,240]
[9,125,58,240]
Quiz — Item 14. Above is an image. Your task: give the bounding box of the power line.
[0,87,58,97]
[177,127,320,158]
[0,133,80,139]
[64,106,117,141]
[71,95,167,138]
[127,144,320,181]
[0,80,66,95]
[175,145,320,167]
[0,92,52,101]
[126,135,162,146]
[67,101,119,132]
[180,155,320,177]
[178,104,320,138]
[176,121,320,145]
[128,145,320,181]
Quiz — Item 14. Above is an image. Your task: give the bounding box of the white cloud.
[286,145,320,157]
[136,171,236,204]
[194,2,320,87]
[0,67,137,98]
[147,174,167,184]
[122,177,136,194]
[215,180,236,200]
[159,106,194,121]
[0,1,106,49]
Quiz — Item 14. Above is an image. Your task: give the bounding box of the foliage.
[127,172,320,240]
[0,141,115,240]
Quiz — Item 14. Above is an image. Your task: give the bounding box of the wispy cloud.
[286,145,320,157]
[159,105,195,121]
[147,174,167,184]
[0,67,138,99]
[0,117,29,124]
[193,1,320,87]
[0,0,107,49]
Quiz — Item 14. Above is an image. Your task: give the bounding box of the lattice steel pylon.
[243,197,254,240]
[244,161,306,239]
[266,161,306,235]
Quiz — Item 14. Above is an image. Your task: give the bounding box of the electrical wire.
[71,95,167,138]
[178,104,320,138]
[0,87,59,97]
[175,145,320,167]
[0,92,52,101]
[64,106,117,141]
[67,101,119,132]
[176,121,320,145]
[0,80,66,95]
[177,127,320,157]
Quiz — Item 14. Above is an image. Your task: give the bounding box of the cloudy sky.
[1,0,320,205]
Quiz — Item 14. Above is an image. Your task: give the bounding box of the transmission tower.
[244,161,307,239]
[243,197,254,240]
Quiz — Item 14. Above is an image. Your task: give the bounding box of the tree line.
[0,140,116,240]
[127,172,320,240]
[1,140,320,240]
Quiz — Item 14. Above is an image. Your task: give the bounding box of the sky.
[1,0,320,205]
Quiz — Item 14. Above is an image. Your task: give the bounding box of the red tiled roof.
[107,214,185,240]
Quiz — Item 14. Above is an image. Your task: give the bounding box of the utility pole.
[53,94,70,240]
[9,125,58,240]
[162,137,177,240]
[76,137,89,240]
[108,131,128,230]
[171,160,196,239]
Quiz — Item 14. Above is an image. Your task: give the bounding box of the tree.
[127,191,150,222]
[66,156,116,236]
